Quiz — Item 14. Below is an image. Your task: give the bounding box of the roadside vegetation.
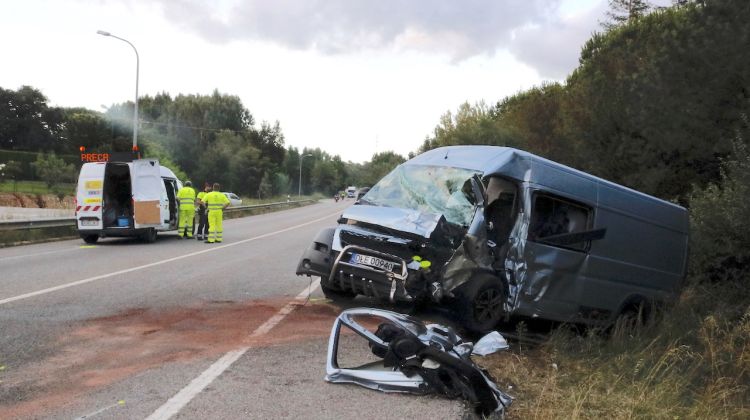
[0,180,75,195]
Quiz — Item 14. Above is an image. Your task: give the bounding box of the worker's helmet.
[185,181,192,187]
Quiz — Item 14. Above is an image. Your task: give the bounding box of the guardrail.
[0,199,318,232]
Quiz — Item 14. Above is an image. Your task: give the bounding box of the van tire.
[81,234,99,244]
[142,228,157,243]
[612,300,651,336]
[458,274,506,334]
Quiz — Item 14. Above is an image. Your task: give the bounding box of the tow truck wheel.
[321,283,356,301]
[81,234,99,244]
[459,274,506,334]
[142,228,157,243]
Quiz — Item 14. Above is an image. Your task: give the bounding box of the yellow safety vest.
[177,186,196,209]
[203,191,230,213]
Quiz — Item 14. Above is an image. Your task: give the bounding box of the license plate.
[349,253,396,272]
[80,220,98,226]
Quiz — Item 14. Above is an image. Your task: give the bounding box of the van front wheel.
[81,234,99,244]
[458,275,506,333]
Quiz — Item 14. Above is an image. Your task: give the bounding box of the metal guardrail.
[0,199,318,231]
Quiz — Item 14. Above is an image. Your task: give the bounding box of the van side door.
[519,191,596,321]
[131,159,162,227]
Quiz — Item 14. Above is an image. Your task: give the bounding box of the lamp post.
[96,30,139,152]
[298,153,313,196]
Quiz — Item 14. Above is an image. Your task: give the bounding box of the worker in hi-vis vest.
[176,181,197,239]
[195,183,211,240]
[202,182,230,243]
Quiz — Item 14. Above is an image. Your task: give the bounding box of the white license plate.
[349,253,396,272]
[80,220,98,226]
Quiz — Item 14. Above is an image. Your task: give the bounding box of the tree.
[362,151,406,186]
[0,86,65,152]
[258,171,272,199]
[604,0,652,28]
[0,160,22,182]
[31,152,76,191]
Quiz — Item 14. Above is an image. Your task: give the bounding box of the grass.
[0,181,75,195]
[480,279,750,419]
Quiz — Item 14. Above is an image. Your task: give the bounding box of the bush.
[688,140,750,281]
[31,152,77,194]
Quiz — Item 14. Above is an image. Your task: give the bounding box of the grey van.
[296,146,689,332]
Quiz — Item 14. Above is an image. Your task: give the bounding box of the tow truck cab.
[75,158,182,243]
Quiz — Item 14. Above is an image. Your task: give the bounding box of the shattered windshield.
[362,164,481,227]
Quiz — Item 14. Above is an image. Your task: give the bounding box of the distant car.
[222,192,242,207]
[346,186,357,198]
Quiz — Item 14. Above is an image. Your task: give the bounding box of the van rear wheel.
[81,234,99,244]
[141,228,157,243]
[458,274,506,334]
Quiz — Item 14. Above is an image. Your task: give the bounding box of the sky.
[1,0,659,162]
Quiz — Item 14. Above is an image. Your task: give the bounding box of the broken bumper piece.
[325,308,513,416]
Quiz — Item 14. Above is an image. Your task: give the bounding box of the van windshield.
[362,165,480,227]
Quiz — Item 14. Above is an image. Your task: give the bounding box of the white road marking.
[0,246,80,263]
[145,278,321,420]
[0,211,339,306]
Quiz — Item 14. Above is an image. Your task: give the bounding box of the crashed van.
[297,146,689,332]
[75,158,182,244]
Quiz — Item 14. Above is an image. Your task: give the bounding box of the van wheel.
[458,274,506,334]
[321,284,356,302]
[81,234,99,244]
[142,228,157,243]
[612,301,651,336]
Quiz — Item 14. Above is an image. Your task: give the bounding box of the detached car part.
[325,308,513,416]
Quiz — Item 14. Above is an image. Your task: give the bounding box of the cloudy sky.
[2,0,645,162]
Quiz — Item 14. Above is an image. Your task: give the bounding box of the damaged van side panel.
[496,152,689,324]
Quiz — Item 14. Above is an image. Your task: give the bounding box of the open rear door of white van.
[131,159,162,227]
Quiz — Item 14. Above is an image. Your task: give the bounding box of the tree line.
[0,87,405,196]
[420,0,749,205]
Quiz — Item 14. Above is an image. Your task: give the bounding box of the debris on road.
[325,308,513,416]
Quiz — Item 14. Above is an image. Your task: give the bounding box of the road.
[0,200,464,419]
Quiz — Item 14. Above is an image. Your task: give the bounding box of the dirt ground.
[0,193,74,209]
[0,298,342,418]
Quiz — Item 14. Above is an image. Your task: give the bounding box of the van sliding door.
[131,159,162,226]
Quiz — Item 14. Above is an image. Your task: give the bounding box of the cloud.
[142,0,605,78]
[508,2,607,79]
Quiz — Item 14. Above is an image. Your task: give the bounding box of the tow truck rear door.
[131,159,162,227]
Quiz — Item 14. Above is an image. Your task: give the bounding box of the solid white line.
[145,278,321,420]
[0,247,80,263]
[0,211,339,306]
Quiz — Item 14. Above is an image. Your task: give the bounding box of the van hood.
[341,205,443,239]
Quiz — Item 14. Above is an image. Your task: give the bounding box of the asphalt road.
[0,199,464,419]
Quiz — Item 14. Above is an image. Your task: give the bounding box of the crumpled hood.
[341,205,443,239]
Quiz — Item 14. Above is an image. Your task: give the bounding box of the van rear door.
[131,159,162,227]
[76,163,106,230]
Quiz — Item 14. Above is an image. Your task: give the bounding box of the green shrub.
[688,140,750,281]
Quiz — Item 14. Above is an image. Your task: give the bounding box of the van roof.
[407,146,687,230]
[79,160,179,180]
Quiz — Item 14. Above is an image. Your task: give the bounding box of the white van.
[346,186,357,198]
[75,159,182,243]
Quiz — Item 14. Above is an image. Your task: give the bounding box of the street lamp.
[97,30,139,152]
[298,153,313,196]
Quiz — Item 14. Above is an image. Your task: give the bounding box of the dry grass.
[480,281,750,419]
